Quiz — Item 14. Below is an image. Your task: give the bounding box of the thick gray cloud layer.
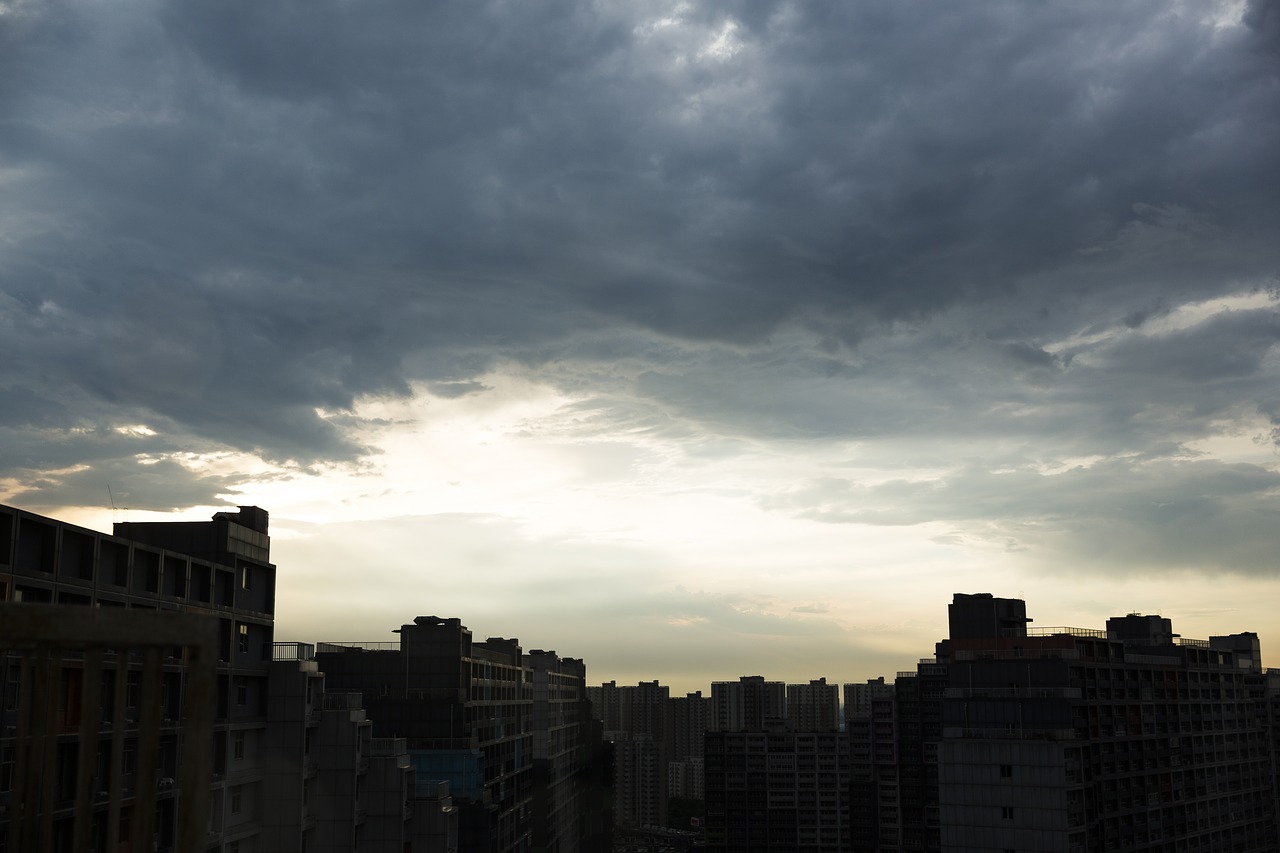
[2,0,1279,581]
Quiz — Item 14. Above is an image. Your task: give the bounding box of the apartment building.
[586,680,672,829]
[0,503,275,852]
[315,616,596,853]
[788,678,841,733]
[711,676,786,733]
[704,723,852,852]
[938,608,1277,852]
[846,677,899,852]
[527,649,592,853]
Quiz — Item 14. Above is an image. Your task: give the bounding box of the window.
[230,786,243,814]
[233,730,245,761]
[1002,806,1014,820]
[1,745,14,790]
[1000,764,1013,778]
[236,677,248,706]
[238,624,249,654]
[240,566,252,590]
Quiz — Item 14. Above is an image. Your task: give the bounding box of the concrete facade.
[0,503,275,853]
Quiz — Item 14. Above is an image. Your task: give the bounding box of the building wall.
[588,680,673,830]
[317,617,596,853]
[938,739,1070,853]
[937,603,1279,853]
[528,650,590,853]
[711,676,786,733]
[611,733,666,829]
[0,503,276,853]
[788,678,841,733]
[705,728,851,853]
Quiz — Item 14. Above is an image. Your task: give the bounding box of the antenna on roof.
[107,484,128,524]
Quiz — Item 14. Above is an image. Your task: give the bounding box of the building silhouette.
[0,504,500,852]
[668,691,711,805]
[712,676,787,732]
[6,503,1280,853]
[704,723,852,851]
[788,678,841,733]
[315,616,599,853]
[263,643,458,852]
[0,502,275,852]
[938,604,1277,851]
[586,680,672,829]
[703,594,1280,853]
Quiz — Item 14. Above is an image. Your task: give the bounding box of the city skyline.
[3,0,1280,693]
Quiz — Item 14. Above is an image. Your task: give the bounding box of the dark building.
[0,503,276,852]
[668,691,711,803]
[527,649,593,853]
[316,616,596,853]
[711,676,786,733]
[937,598,1277,852]
[787,678,841,733]
[586,680,672,830]
[704,724,852,852]
[263,642,460,852]
[844,594,1280,853]
[846,678,899,852]
[946,592,1031,641]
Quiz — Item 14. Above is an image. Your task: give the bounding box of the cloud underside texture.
[2,0,1280,572]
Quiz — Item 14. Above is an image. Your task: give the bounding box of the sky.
[2,0,1279,694]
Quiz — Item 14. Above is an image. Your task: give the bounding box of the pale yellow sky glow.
[40,357,1280,695]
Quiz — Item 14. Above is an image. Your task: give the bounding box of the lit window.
[238,624,249,654]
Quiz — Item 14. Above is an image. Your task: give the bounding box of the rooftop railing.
[1027,626,1107,638]
[272,642,315,661]
[315,641,400,653]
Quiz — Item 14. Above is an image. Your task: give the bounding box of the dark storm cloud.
[765,458,1280,575]
[7,453,244,513]
[2,0,1278,508]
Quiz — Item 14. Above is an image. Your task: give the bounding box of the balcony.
[370,737,408,757]
[272,642,315,661]
[943,686,1082,699]
[942,726,1078,741]
[0,604,217,853]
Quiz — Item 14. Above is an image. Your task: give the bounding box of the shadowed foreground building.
[0,504,461,853]
[712,676,787,733]
[938,604,1277,852]
[587,680,673,830]
[316,616,601,853]
[848,594,1280,853]
[0,503,275,853]
[704,594,1280,853]
[263,642,459,852]
[704,723,852,852]
[788,678,841,734]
